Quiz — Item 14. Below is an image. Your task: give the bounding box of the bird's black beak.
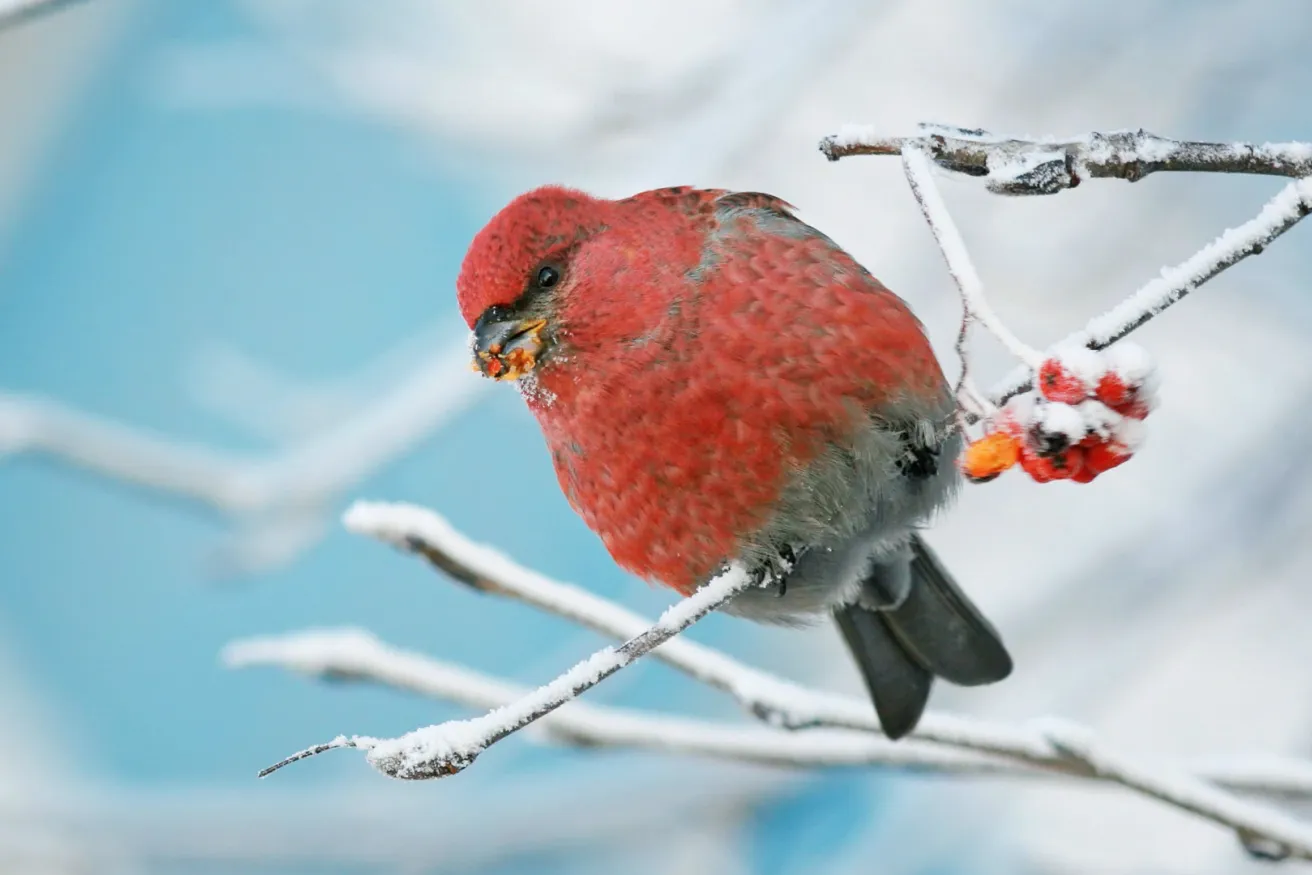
[472,309,548,381]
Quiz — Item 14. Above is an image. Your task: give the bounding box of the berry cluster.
[960,343,1157,485]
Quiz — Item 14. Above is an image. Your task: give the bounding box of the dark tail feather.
[893,534,1013,685]
[834,605,932,740]
[834,534,1013,738]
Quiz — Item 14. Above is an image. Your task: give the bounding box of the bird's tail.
[833,534,1012,739]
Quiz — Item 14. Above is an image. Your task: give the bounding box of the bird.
[455,183,1012,739]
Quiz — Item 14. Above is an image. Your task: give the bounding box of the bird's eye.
[536,265,560,288]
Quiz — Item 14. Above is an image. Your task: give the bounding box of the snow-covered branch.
[821,124,1312,195]
[225,628,1017,776]
[827,123,1312,431]
[239,498,1312,859]
[987,176,1312,405]
[337,502,1312,796]
[900,146,1040,419]
[226,626,1312,798]
[1039,721,1312,863]
[255,558,763,779]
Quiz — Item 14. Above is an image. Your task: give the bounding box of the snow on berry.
[1037,359,1087,404]
[1094,372,1134,407]
[1038,345,1105,404]
[1095,341,1158,418]
[1028,400,1087,455]
[966,344,1156,486]
[1101,341,1155,387]
[1109,414,1147,453]
[993,392,1037,436]
[987,394,1037,445]
[1073,399,1122,440]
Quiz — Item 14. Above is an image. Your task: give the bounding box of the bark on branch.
[820,124,1312,195]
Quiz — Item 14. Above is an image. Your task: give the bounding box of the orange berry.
[960,431,1021,483]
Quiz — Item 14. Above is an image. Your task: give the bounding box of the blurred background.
[2,0,1312,872]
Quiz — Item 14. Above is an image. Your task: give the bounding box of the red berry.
[1110,397,1153,421]
[1096,373,1156,419]
[1072,465,1099,483]
[1019,444,1085,483]
[1037,358,1087,404]
[1085,439,1133,474]
[1095,372,1132,407]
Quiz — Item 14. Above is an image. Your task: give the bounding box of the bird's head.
[457,185,610,382]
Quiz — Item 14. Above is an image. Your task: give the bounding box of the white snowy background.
[2,0,1311,873]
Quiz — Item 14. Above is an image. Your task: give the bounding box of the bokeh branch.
[0,342,488,571]
[0,0,86,31]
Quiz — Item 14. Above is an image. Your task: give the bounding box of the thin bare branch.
[821,124,1312,195]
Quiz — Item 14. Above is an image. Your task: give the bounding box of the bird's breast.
[531,352,794,593]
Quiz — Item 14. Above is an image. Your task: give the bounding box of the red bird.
[457,185,1012,738]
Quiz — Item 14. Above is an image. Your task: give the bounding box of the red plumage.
[458,185,947,593]
[458,184,1014,739]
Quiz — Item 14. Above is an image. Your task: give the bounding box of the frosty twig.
[228,628,1019,777]
[827,124,1312,422]
[255,552,762,779]
[229,623,1312,798]
[987,176,1312,406]
[1040,721,1312,862]
[821,124,1312,194]
[900,146,1041,418]
[237,501,1312,858]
